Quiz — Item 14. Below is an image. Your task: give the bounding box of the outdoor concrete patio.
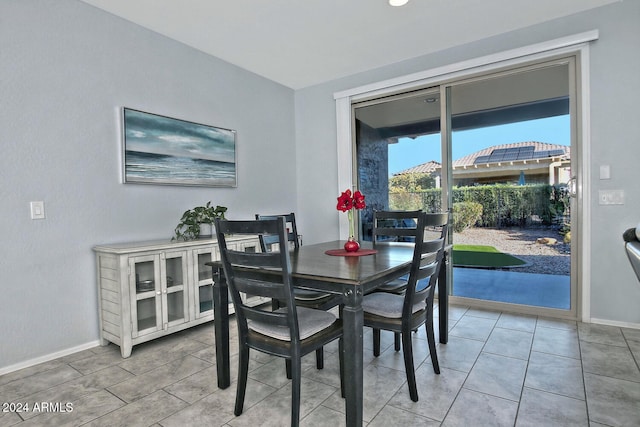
[452,267,570,309]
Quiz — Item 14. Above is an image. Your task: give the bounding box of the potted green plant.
[173,201,227,240]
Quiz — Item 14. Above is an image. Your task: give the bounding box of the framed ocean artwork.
[121,108,237,187]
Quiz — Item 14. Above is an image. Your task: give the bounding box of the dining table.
[208,239,449,426]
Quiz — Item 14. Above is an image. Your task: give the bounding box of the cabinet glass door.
[161,251,189,328]
[194,247,217,318]
[131,255,161,336]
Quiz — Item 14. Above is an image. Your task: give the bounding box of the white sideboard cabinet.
[93,236,259,357]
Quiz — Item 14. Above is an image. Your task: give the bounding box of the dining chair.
[371,210,422,295]
[370,210,422,352]
[256,213,343,370]
[215,217,344,426]
[365,211,448,401]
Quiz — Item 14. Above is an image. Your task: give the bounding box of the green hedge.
[452,202,483,233]
[390,184,558,227]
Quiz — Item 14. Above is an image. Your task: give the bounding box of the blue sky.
[388,115,570,176]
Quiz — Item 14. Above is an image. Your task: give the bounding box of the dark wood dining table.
[208,240,449,426]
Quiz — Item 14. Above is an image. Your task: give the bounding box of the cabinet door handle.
[156,291,161,295]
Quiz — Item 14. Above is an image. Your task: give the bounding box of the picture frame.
[121,107,237,187]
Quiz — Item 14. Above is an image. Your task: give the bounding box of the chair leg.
[235,345,250,415]
[425,319,440,374]
[394,332,401,351]
[291,357,302,427]
[373,328,381,357]
[315,348,324,369]
[339,338,345,398]
[401,330,419,402]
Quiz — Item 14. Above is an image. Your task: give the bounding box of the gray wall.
[1,0,296,371]
[295,1,640,324]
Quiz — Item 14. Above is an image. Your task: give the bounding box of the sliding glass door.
[353,58,578,318]
[444,60,576,317]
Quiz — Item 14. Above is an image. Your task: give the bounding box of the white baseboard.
[589,318,640,330]
[0,340,101,376]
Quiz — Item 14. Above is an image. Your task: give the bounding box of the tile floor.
[1,304,640,426]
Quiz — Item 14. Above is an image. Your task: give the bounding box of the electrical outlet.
[598,190,624,205]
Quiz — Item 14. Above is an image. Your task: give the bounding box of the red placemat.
[325,248,378,257]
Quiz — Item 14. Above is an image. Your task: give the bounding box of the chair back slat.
[420,238,443,255]
[233,276,286,300]
[413,260,438,301]
[415,259,438,281]
[216,217,300,341]
[225,250,283,269]
[374,210,422,221]
[375,227,417,238]
[372,210,421,243]
[423,212,449,227]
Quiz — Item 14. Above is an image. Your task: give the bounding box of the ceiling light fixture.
[389,0,409,6]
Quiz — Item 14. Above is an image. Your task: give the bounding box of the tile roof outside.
[453,141,569,168]
[394,142,570,175]
[395,160,441,175]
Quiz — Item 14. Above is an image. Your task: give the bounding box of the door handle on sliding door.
[567,176,577,198]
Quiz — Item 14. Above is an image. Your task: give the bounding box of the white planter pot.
[199,223,213,238]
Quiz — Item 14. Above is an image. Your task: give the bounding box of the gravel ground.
[453,226,571,275]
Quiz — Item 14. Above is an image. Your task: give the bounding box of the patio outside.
[382,164,573,309]
[452,225,570,309]
[383,135,573,310]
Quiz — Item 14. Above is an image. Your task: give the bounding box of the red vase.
[344,237,360,252]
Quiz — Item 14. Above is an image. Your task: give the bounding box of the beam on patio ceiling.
[378,97,569,140]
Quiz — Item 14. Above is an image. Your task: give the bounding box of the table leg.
[212,266,231,389]
[342,287,363,426]
[438,251,449,344]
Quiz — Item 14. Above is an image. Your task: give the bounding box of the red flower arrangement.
[336,189,366,251]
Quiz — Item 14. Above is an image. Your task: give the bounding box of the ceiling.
[79,0,617,90]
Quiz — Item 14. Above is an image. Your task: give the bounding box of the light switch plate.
[30,201,45,219]
[599,165,611,180]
